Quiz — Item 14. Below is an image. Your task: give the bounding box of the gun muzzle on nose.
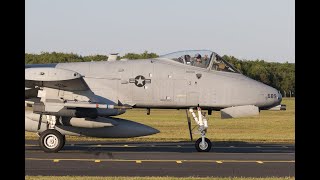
[277,91,283,103]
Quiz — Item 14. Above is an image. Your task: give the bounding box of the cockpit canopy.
[159,50,240,73]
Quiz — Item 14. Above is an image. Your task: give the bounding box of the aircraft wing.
[25,67,93,111]
[25,67,89,91]
[25,67,131,115]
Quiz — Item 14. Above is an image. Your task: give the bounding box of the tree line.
[25,51,294,97]
[25,51,158,64]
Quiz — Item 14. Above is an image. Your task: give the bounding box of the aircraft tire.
[39,129,64,153]
[195,137,212,152]
[62,135,66,148]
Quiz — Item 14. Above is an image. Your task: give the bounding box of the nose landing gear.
[187,107,212,152]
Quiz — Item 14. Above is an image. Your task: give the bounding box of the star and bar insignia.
[129,75,151,87]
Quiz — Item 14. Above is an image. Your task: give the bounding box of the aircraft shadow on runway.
[25,140,295,154]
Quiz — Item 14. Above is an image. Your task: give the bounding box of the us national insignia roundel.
[129,75,151,87]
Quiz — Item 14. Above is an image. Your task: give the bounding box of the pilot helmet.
[194,53,201,59]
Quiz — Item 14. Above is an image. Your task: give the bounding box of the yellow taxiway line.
[25,144,294,149]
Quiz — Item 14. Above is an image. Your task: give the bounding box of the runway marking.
[26,144,294,149]
[256,161,264,164]
[136,160,142,163]
[176,161,182,164]
[24,150,295,156]
[262,160,295,163]
[25,158,295,164]
[25,144,38,147]
[53,159,59,163]
[94,160,101,163]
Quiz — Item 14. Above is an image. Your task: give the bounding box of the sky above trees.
[26,0,294,63]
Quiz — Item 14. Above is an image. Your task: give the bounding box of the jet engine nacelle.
[220,105,259,119]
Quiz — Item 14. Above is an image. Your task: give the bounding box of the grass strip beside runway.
[25,98,294,143]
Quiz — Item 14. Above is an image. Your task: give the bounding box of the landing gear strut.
[188,107,212,152]
[38,115,65,153]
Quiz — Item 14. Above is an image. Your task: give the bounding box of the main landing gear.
[186,107,212,152]
[38,115,65,153]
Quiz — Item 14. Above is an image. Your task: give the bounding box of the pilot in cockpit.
[192,53,206,68]
[184,55,191,65]
[203,54,210,67]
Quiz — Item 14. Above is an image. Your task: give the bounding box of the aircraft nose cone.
[271,89,282,105]
[263,86,282,107]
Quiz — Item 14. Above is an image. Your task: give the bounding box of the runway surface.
[25,140,295,177]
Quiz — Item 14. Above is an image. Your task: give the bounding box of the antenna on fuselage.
[108,53,119,61]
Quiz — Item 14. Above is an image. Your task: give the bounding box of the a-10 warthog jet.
[25,50,286,153]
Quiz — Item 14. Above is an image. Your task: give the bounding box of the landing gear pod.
[220,105,259,119]
[39,129,65,153]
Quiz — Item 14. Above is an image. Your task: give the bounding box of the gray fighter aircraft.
[25,50,286,153]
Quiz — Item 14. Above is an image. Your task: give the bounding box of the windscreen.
[211,54,240,73]
[160,50,213,69]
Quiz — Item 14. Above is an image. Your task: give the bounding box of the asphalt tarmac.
[25,140,295,177]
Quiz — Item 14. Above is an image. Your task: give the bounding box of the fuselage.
[24,53,285,149]
[26,58,282,111]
